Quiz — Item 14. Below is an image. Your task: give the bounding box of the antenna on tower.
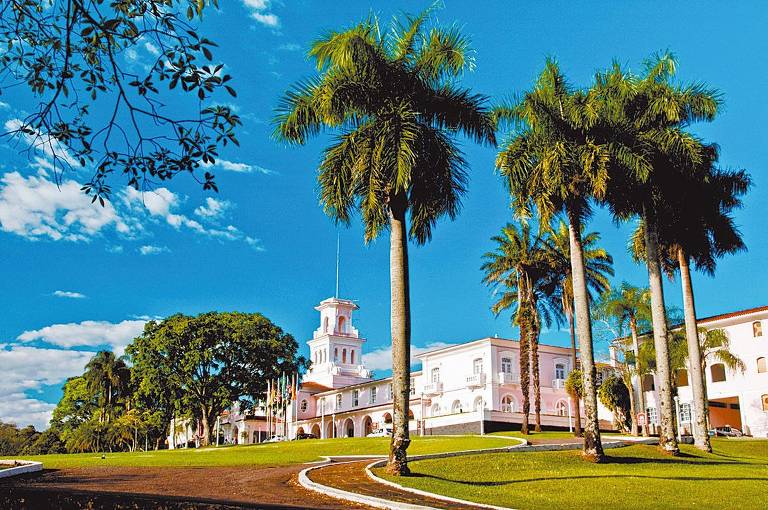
[335,233,340,298]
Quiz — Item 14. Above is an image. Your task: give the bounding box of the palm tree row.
[277,5,750,470]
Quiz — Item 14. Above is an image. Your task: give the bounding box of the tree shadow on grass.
[410,472,768,487]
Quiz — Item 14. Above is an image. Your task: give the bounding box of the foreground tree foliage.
[128,312,307,447]
[275,7,494,474]
[0,0,239,200]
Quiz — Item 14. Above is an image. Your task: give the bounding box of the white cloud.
[139,244,169,255]
[241,0,280,27]
[4,118,79,168]
[202,158,274,175]
[122,186,205,233]
[363,342,457,372]
[53,290,86,299]
[0,345,98,429]
[17,319,147,353]
[0,171,132,241]
[278,43,301,52]
[194,197,232,219]
[0,100,10,110]
[106,244,124,253]
[144,41,161,56]
[125,47,140,62]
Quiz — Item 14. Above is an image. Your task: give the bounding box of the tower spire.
[335,233,340,298]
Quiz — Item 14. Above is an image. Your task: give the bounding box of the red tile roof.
[300,381,333,393]
[697,305,768,324]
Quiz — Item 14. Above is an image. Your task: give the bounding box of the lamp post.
[479,395,485,436]
[567,397,573,433]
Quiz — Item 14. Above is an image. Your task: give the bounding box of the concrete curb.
[0,460,43,479]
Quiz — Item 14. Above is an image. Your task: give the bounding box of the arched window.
[451,400,463,413]
[555,363,566,380]
[431,403,441,416]
[762,394,768,411]
[501,395,515,413]
[642,374,655,392]
[753,321,763,337]
[323,317,329,333]
[711,363,727,383]
[473,396,484,412]
[342,348,347,364]
[676,369,689,387]
[334,347,338,361]
[338,316,346,334]
[757,357,767,373]
[300,399,308,412]
[555,400,568,417]
[336,393,342,409]
[351,350,355,364]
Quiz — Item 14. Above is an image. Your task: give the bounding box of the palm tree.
[595,283,651,436]
[84,351,130,425]
[275,9,494,474]
[599,53,720,454]
[544,220,613,436]
[495,60,613,460]
[481,222,559,433]
[700,328,746,374]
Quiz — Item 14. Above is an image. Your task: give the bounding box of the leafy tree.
[127,312,306,446]
[23,428,66,455]
[0,0,239,201]
[565,369,583,400]
[544,220,613,436]
[50,375,98,449]
[494,60,613,461]
[275,7,494,474]
[84,350,131,425]
[598,374,631,433]
[0,422,40,455]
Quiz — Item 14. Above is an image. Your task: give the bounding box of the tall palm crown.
[274,11,495,240]
[596,283,651,338]
[84,351,131,422]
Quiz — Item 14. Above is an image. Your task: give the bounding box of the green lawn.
[0,434,520,469]
[376,439,768,510]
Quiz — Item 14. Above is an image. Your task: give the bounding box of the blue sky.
[1,1,766,430]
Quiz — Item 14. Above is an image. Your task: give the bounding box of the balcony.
[498,371,520,385]
[422,381,443,395]
[466,372,487,388]
[552,378,566,389]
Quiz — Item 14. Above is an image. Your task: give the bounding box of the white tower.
[304,297,372,388]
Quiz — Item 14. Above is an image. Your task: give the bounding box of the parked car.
[709,426,744,437]
[366,427,393,438]
[264,435,286,443]
[294,433,318,440]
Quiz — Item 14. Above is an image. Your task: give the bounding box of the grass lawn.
[0,434,520,469]
[375,439,768,510]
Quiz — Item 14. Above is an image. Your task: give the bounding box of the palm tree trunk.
[624,368,638,435]
[630,318,649,437]
[518,282,531,435]
[566,206,604,461]
[386,196,411,476]
[568,310,582,436]
[642,208,679,454]
[678,247,712,452]
[531,313,542,432]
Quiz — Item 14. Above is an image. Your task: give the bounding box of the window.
[319,397,326,413]
[642,374,655,392]
[452,400,463,413]
[300,399,308,413]
[555,400,568,417]
[342,348,347,364]
[646,407,658,425]
[501,395,514,413]
[473,358,484,374]
[501,357,512,373]
[431,403,441,416]
[410,378,416,396]
[676,369,689,387]
[338,316,346,333]
[334,347,338,361]
[371,387,377,404]
[431,367,440,383]
[555,363,566,380]
[350,350,355,364]
[388,383,393,400]
[680,403,692,423]
[473,396,484,412]
[336,394,342,409]
[753,321,763,337]
[762,394,768,411]
[758,357,767,374]
[596,370,605,386]
[711,363,727,383]
[352,390,359,407]
[323,317,329,333]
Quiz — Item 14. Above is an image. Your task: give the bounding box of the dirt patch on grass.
[0,465,371,509]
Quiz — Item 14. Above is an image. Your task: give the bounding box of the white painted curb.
[0,460,43,479]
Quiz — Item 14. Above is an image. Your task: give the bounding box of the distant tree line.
[3,312,307,456]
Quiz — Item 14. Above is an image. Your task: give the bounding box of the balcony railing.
[498,371,520,384]
[552,378,566,389]
[466,372,487,388]
[423,381,443,395]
